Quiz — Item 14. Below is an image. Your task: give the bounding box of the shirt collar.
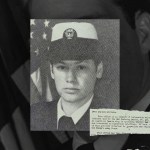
[57,95,93,128]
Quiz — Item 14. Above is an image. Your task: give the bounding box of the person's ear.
[135,11,150,54]
[50,64,54,79]
[96,61,103,79]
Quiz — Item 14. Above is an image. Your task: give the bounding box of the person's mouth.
[64,88,79,94]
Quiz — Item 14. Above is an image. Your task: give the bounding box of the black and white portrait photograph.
[0,0,150,150]
[30,19,120,131]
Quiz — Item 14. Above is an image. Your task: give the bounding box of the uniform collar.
[57,95,93,129]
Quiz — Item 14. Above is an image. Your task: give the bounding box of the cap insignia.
[63,28,77,39]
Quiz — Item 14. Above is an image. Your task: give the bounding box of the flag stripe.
[11,60,30,103]
[0,123,20,150]
[7,0,29,47]
[0,54,17,129]
[12,108,35,150]
[0,0,29,75]
[9,118,22,150]
[0,139,5,150]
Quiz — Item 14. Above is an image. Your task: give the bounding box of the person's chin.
[61,93,81,103]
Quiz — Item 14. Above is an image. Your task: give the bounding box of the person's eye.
[77,65,87,70]
[56,65,67,70]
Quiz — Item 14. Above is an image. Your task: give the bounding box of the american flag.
[30,19,52,73]
[30,19,55,103]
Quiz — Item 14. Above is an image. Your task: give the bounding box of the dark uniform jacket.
[31,96,109,131]
[31,97,150,150]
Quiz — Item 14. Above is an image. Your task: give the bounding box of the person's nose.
[66,69,76,83]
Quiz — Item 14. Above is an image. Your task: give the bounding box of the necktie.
[58,116,75,131]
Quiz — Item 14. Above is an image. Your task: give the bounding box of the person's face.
[31,0,149,109]
[50,60,103,104]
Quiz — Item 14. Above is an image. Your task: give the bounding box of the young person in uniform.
[31,22,109,131]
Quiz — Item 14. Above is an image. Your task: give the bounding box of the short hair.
[115,0,150,29]
[50,59,101,69]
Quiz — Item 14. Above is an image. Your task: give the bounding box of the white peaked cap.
[51,22,98,41]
